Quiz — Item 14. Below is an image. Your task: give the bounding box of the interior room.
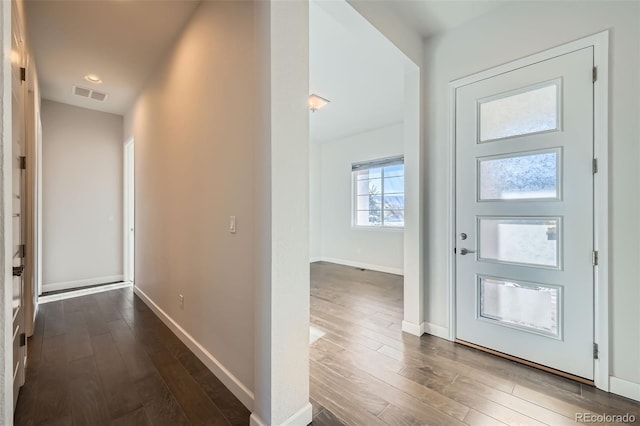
[0,1,638,425]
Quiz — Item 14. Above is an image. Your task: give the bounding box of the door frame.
[123,138,134,284]
[446,31,609,391]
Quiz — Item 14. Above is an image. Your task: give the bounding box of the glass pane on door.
[479,81,560,142]
[479,276,561,338]
[478,217,560,267]
[479,150,560,200]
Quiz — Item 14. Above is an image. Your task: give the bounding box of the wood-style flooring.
[309,261,640,426]
[14,264,640,426]
[14,287,251,426]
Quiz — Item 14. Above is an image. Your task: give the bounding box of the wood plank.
[378,404,432,426]
[42,302,66,337]
[319,353,466,425]
[109,320,156,381]
[310,359,389,418]
[91,332,143,419]
[399,365,547,426]
[111,408,151,426]
[512,384,600,419]
[310,376,387,426]
[311,408,346,426]
[64,311,93,362]
[135,372,190,426]
[149,349,229,425]
[463,409,509,426]
[14,369,38,426]
[452,374,578,425]
[193,369,251,426]
[33,360,70,424]
[68,356,111,426]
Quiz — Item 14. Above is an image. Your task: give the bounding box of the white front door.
[455,47,595,380]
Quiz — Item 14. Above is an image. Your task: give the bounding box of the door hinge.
[592,66,597,83]
[19,244,26,258]
[19,156,26,170]
[593,342,599,359]
[20,67,26,83]
[593,158,598,174]
[19,333,26,347]
[592,250,599,266]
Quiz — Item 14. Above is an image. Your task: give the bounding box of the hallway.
[14,288,250,425]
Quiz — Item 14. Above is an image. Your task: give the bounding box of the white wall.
[41,100,123,290]
[346,0,422,67]
[312,123,404,274]
[422,0,640,392]
[127,2,313,422]
[0,0,13,421]
[309,141,321,260]
[252,2,312,423]
[127,0,257,398]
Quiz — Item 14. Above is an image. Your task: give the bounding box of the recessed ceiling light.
[84,74,102,84]
[309,94,330,112]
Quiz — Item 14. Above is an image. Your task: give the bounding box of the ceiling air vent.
[72,85,108,102]
[90,91,107,101]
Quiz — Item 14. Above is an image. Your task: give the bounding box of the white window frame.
[351,156,405,230]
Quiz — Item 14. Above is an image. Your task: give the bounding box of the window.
[352,156,404,228]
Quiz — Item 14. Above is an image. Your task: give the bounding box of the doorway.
[124,138,134,284]
[451,35,609,385]
[10,0,27,407]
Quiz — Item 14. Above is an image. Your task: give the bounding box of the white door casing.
[455,47,595,380]
[124,139,134,284]
[10,0,26,407]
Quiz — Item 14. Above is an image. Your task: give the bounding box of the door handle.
[459,248,476,255]
[13,265,24,277]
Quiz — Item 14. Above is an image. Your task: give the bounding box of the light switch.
[230,216,236,233]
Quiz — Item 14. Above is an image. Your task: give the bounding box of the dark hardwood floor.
[309,261,640,426]
[14,286,251,426]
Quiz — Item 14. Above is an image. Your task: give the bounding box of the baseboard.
[249,414,267,426]
[318,257,403,276]
[283,402,313,425]
[133,286,254,410]
[29,302,39,337]
[42,275,124,293]
[610,376,640,402]
[424,322,450,340]
[250,402,313,426]
[309,257,322,263]
[401,320,425,336]
[39,282,131,304]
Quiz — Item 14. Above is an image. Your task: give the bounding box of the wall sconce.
[309,94,330,112]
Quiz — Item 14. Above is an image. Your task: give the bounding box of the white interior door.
[11,0,27,407]
[455,47,595,380]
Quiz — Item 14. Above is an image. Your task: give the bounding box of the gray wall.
[125,0,259,398]
[41,100,123,290]
[422,1,639,386]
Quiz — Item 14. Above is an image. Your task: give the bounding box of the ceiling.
[382,0,505,38]
[23,0,504,131]
[24,0,200,115]
[310,0,505,143]
[310,0,407,143]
